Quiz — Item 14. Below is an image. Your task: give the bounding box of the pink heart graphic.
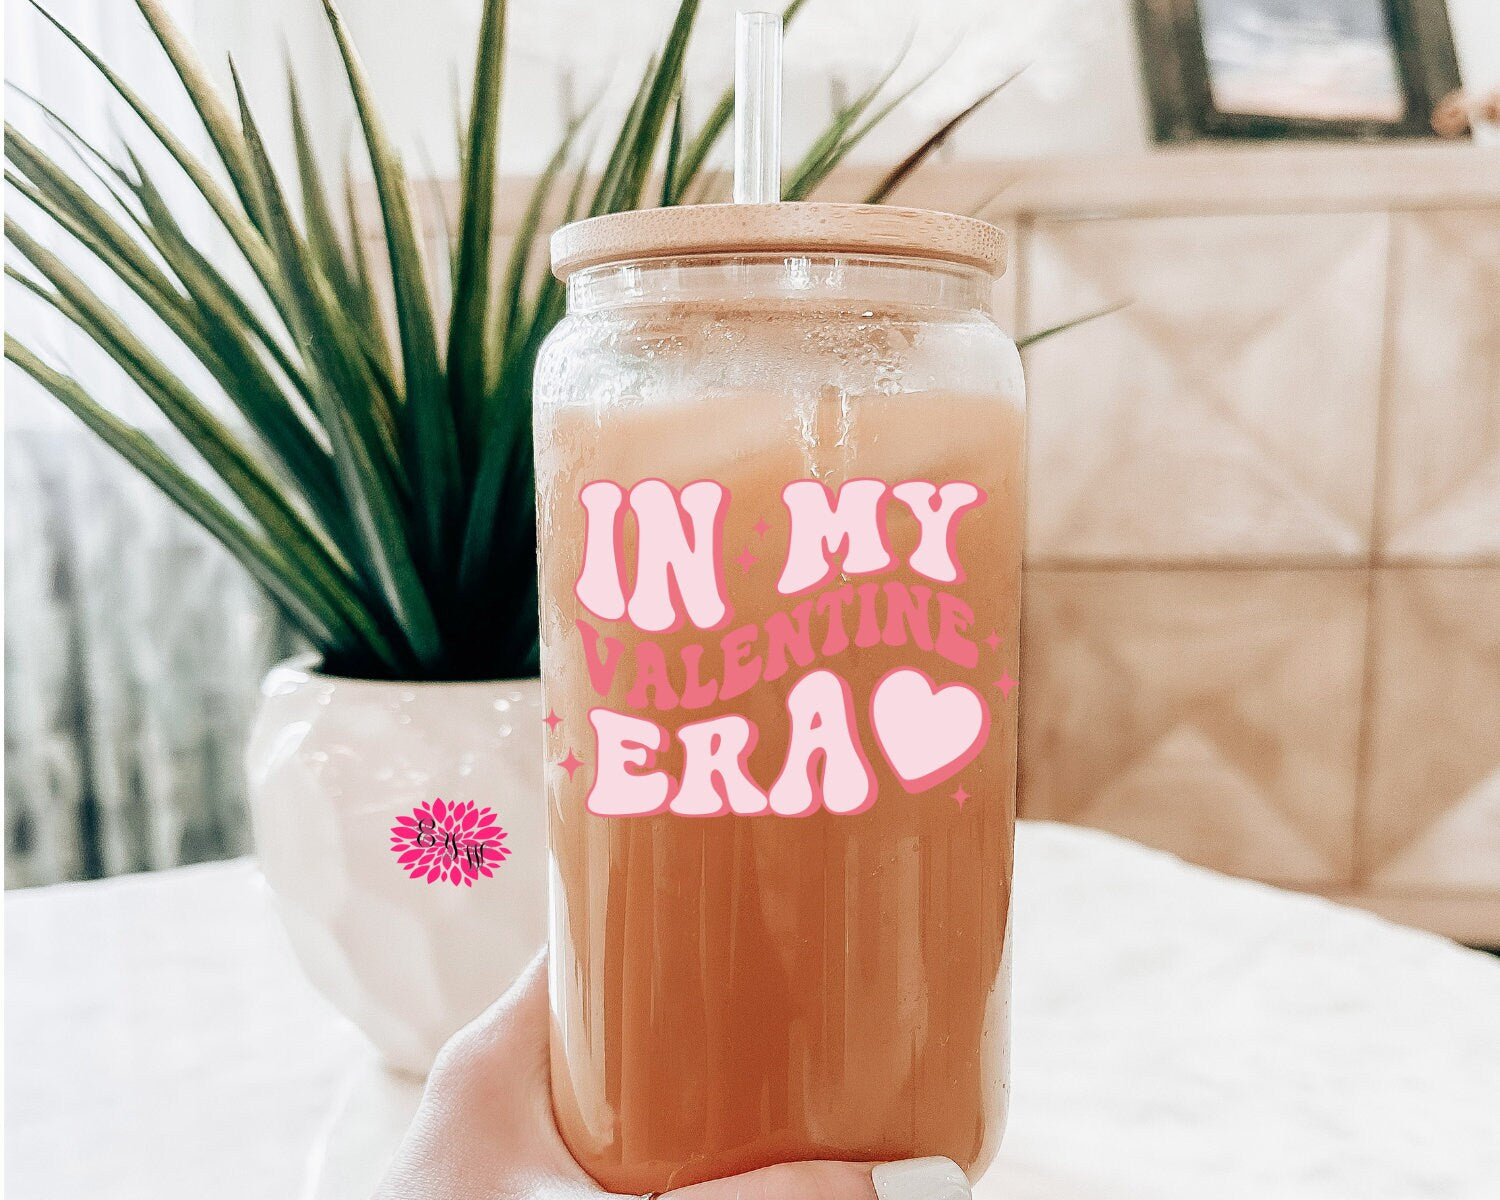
[870,668,991,793]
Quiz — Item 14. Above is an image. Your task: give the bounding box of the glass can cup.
[533,203,1024,1194]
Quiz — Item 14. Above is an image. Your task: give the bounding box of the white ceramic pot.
[246,656,546,1074]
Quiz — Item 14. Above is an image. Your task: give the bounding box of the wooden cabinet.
[858,146,1500,942]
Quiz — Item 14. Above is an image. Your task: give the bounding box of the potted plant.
[6,0,1029,1072]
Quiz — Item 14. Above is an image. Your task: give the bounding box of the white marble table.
[8,822,1500,1200]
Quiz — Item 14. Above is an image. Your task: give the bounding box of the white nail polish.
[871,1156,972,1200]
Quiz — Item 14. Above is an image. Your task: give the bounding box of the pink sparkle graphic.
[753,517,771,539]
[952,786,970,808]
[735,547,758,573]
[984,632,1002,651]
[994,672,1018,698]
[560,750,584,780]
[390,798,508,887]
[543,708,562,733]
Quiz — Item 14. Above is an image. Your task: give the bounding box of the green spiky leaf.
[447,0,506,452]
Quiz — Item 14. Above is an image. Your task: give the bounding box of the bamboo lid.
[550,201,1007,279]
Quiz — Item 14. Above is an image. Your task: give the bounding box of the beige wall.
[888,146,1500,942]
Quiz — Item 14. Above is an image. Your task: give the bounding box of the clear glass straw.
[733,11,782,204]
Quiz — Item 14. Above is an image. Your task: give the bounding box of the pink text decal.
[566,477,1000,817]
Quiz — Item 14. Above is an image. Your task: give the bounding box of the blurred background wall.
[6,0,1499,940]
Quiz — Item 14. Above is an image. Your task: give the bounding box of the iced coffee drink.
[535,203,1023,1193]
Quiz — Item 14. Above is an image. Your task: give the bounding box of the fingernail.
[871,1156,971,1200]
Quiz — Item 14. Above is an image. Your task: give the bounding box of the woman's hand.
[375,951,972,1200]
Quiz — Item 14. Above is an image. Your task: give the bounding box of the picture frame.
[1133,0,1465,142]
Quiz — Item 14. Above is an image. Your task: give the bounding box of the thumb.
[659,1155,971,1200]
